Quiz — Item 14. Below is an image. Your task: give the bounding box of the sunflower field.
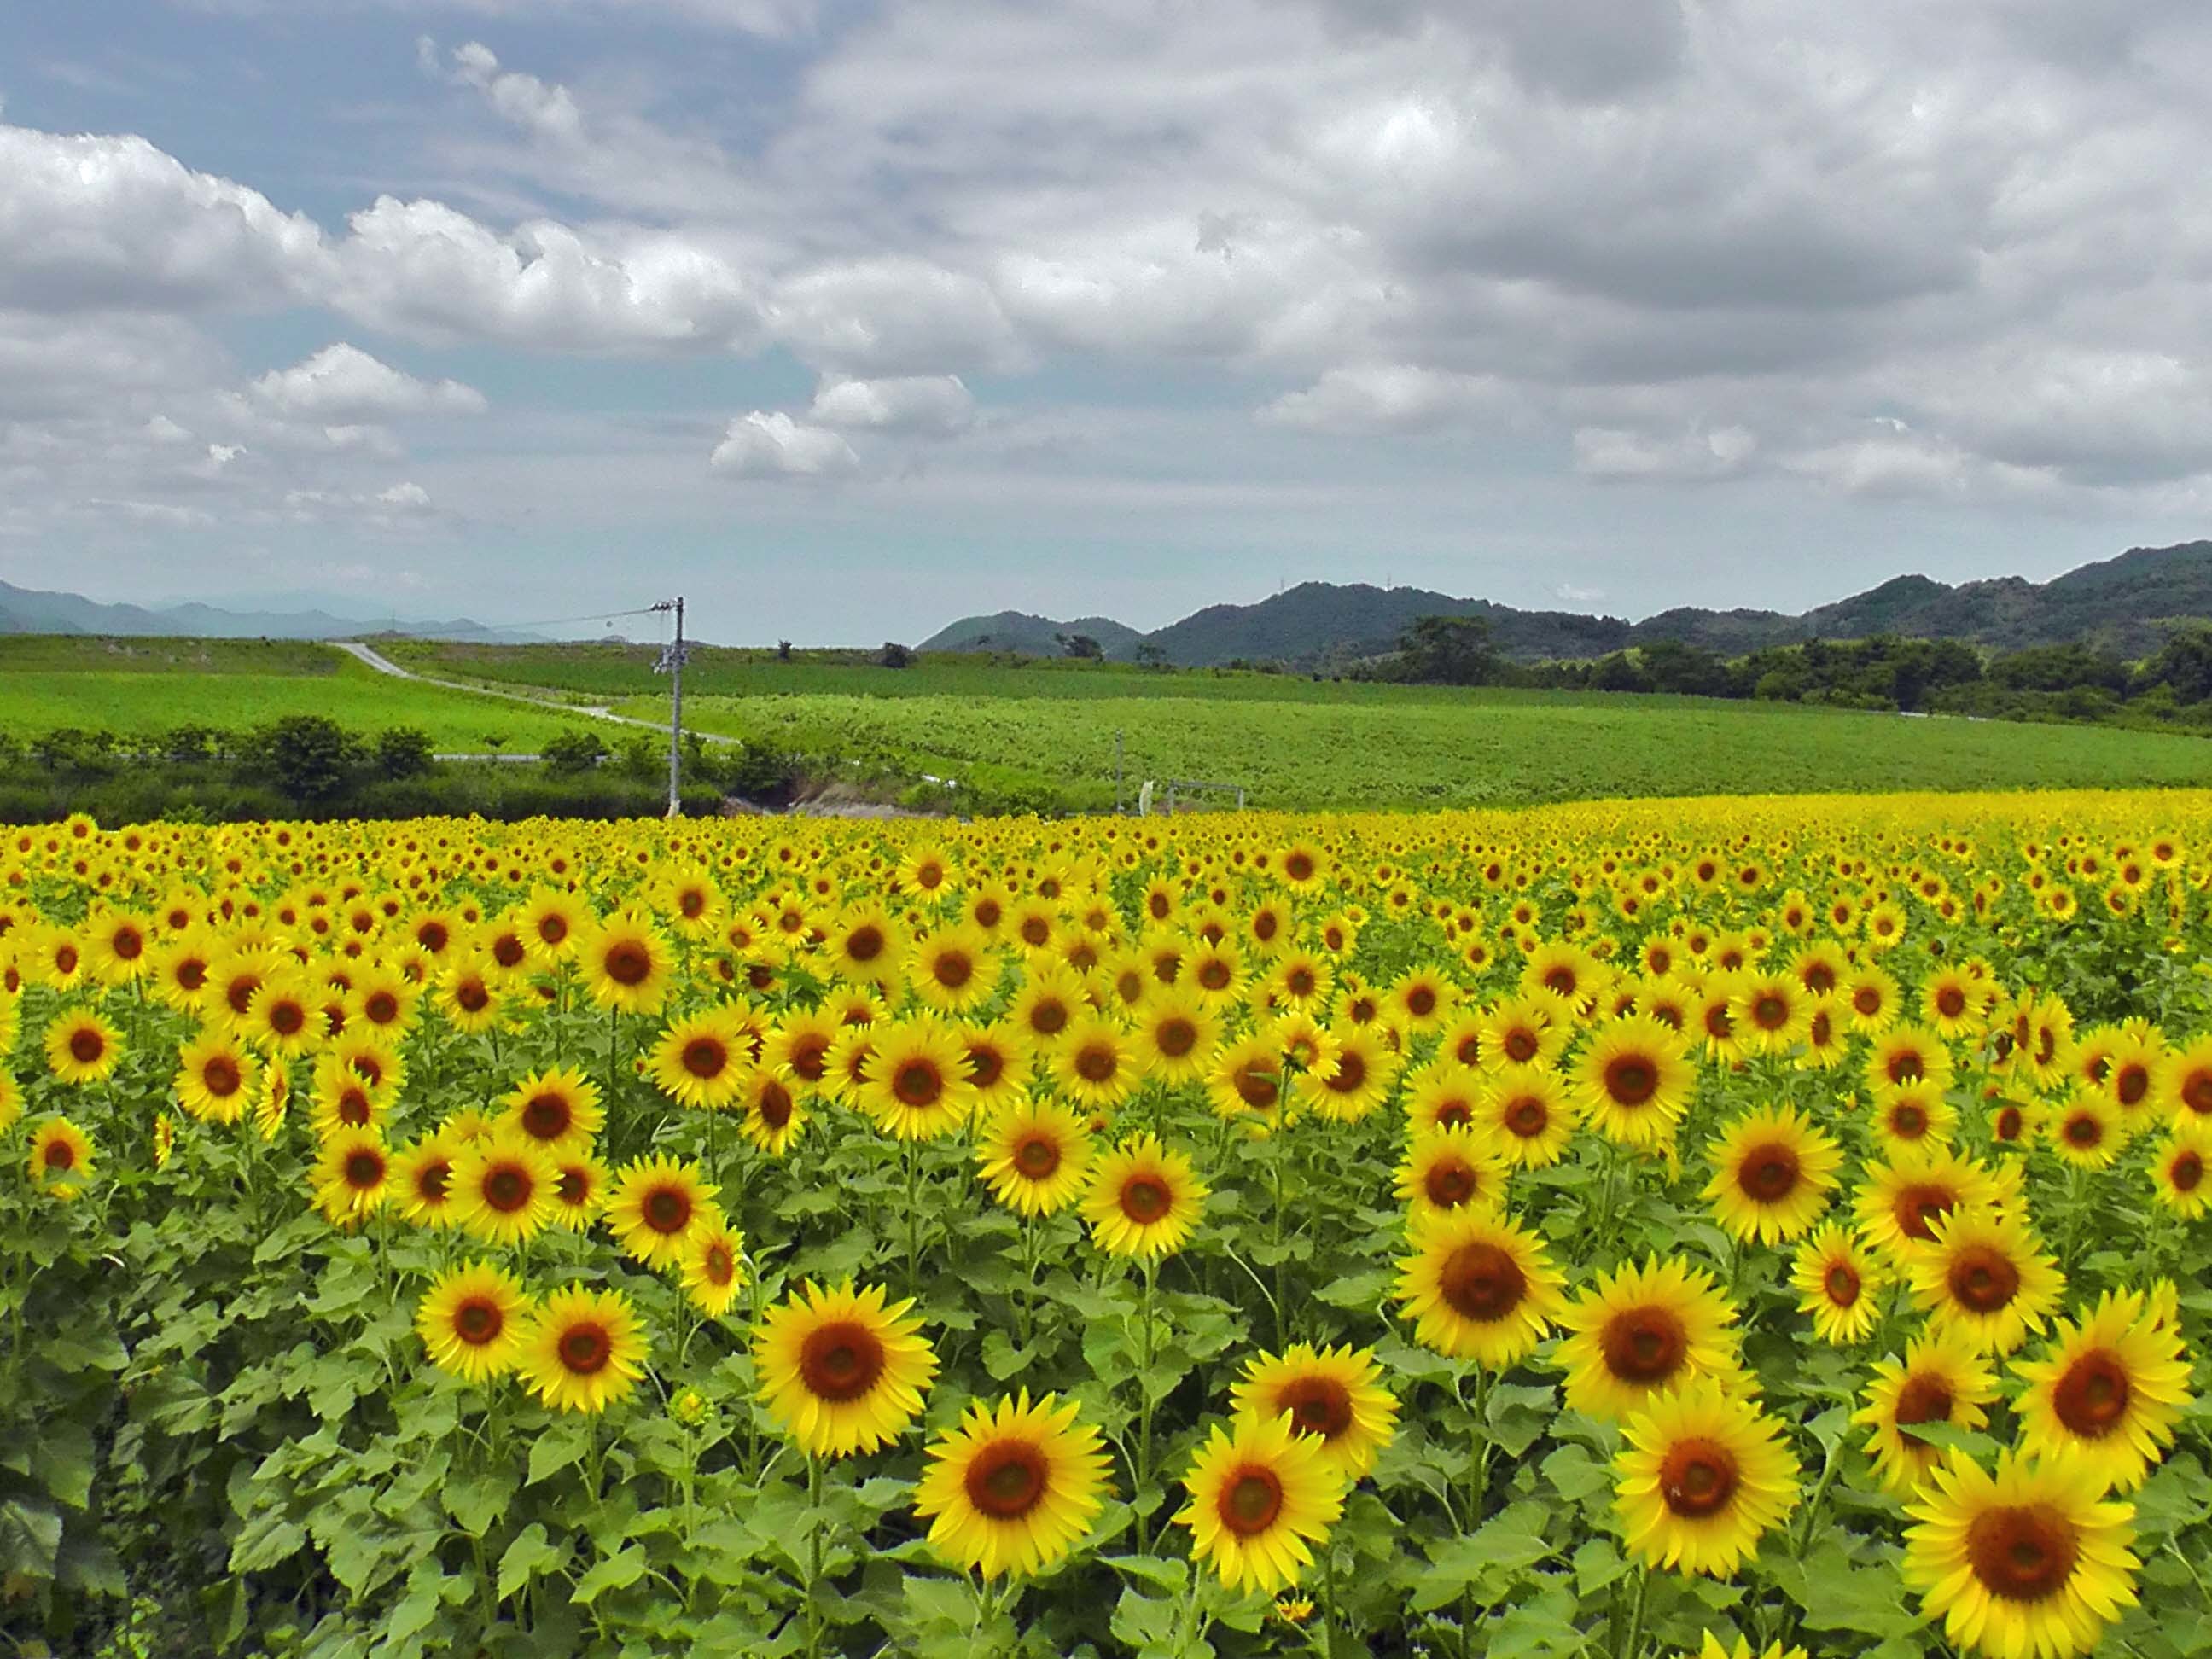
[3,794,2211,1659]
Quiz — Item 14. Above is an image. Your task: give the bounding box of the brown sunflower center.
[1234,1062,1279,1110]
[1013,1134,1061,1179]
[484,1166,531,1211]
[1657,1438,1740,1519]
[1604,1055,1659,1107]
[2172,1150,2205,1192]
[364,992,399,1025]
[797,1320,885,1401]
[43,1140,77,1173]
[416,1161,451,1201]
[1889,1103,1930,1139]
[1074,1043,1118,1084]
[1276,1375,1355,1440]
[1220,1467,1284,1537]
[1737,1143,1801,1203]
[1600,1307,1689,1384]
[964,1440,1049,1519]
[1423,1159,1478,1208]
[894,1059,944,1109]
[2064,1114,2103,1148]
[345,1150,385,1190]
[1155,1017,1198,1058]
[202,1057,242,1097]
[932,951,974,988]
[1894,1183,1959,1243]
[1966,1504,2079,1604]
[1947,1244,2021,1313]
[755,1081,795,1128]
[522,1094,572,1139]
[1029,1000,1068,1036]
[455,1299,503,1345]
[1119,1174,1172,1224]
[68,1028,105,1063]
[1751,994,1790,1031]
[2051,1349,2131,1438]
[602,944,652,987]
[1892,1374,1954,1441]
[682,1037,728,1080]
[1936,987,1966,1018]
[1503,1030,1540,1064]
[558,1323,612,1375]
[1822,1260,1861,1307]
[1439,1242,1525,1322]
[2182,1070,2212,1116]
[643,1187,692,1233]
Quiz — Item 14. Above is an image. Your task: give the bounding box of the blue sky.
[3,0,2209,643]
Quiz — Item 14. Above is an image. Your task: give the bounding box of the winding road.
[333,639,736,746]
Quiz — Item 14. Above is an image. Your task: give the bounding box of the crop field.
[636,687,2212,812]
[3,793,2209,1658]
[0,638,597,754]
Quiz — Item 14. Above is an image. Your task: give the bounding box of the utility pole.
[652,597,688,818]
[1115,729,1124,814]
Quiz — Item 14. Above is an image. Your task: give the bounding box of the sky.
[2,0,2209,644]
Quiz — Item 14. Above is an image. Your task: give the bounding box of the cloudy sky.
[3,1,2209,643]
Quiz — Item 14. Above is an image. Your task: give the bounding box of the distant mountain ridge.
[0,579,527,643]
[920,541,2212,667]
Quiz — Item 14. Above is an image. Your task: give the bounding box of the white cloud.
[1258,364,1505,433]
[0,122,330,313]
[1573,425,1759,481]
[807,375,974,434]
[709,411,859,477]
[769,259,1018,375]
[250,344,487,421]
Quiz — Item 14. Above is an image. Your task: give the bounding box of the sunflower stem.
[1618,1564,1651,1659]
[804,1453,826,1659]
[905,1138,923,1292]
[1135,1254,1160,1550]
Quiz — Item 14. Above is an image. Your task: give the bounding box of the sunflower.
[765,1007,843,1098]
[1902,1448,2139,1659]
[392,1131,464,1228]
[521,888,586,963]
[859,1017,978,1140]
[1867,1023,1954,1097]
[2152,1032,2212,1126]
[580,911,672,1016]
[1478,1066,1576,1168]
[149,931,218,1012]
[452,1132,560,1248]
[1080,1134,1208,1259]
[645,1005,750,1111]
[1573,1016,1695,1150]
[1789,1223,1887,1345]
[976,1101,1094,1217]
[1481,994,1573,1070]
[1795,995,1851,1071]
[1854,1147,2004,1262]
[1388,965,1459,1035]
[2013,1287,2192,1494]
[753,1280,938,1457]
[1871,1080,1956,1155]
[1555,1257,1740,1422]
[1131,990,1220,1085]
[548,1150,608,1231]
[2045,1088,2122,1170]
[498,1066,604,1152]
[308,1051,389,1138]
[1394,1207,1564,1367]
[1394,1126,1510,1220]
[959,1020,1033,1113]
[1051,1013,1143,1110]
[1700,1105,1842,1243]
[1854,1326,1999,1495]
[679,1221,748,1318]
[1009,963,1089,1050]
[1842,964,1901,1033]
[2150,1121,2212,1218]
[26,1117,94,1196]
[174,1027,260,1126]
[906,923,1001,1015]
[516,1286,649,1414]
[603,1154,722,1270]
[44,1009,121,1086]
[1231,1343,1400,1481]
[1906,1206,2067,1355]
[912,1391,1112,1579]
[311,1129,391,1226]
[416,1261,532,1383]
[1176,1412,1345,1595]
[346,965,421,1039]
[1690,1636,1807,1659]
[84,909,153,986]
[1614,1379,1799,1577]
[736,1066,809,1156]
[1301,1024,1404,1123]
[1729,971,1810,1055]
[243,971,322,1058]
[1206,1031,1289,1126]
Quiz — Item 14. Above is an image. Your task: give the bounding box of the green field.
[10,636,2209,809]
[624,686,2212,809]
[0,638,600,754]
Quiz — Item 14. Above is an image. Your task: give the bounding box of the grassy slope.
[0,640,599,752]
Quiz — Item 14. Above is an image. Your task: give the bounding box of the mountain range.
[0,580,525,643]
[921,541,2212,667]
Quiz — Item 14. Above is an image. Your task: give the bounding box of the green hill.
[923,540,2212,667]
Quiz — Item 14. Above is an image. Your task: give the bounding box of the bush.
[542,729,611,773]
[879,642,912,669]
[371,727,435,779]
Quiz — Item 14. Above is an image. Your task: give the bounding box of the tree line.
[1370,615,2212,728]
